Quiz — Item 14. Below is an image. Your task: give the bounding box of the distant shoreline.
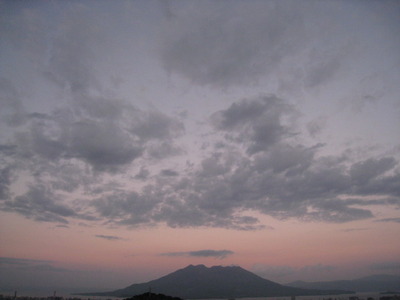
[0,292,396,300]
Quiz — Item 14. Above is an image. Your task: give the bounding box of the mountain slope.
[81,265,351,299]
[287,274,400,292]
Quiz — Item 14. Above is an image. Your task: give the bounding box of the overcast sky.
[1,0,400,293]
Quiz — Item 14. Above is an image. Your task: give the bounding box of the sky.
[1,0,400,294]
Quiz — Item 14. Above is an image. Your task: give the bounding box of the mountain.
[287,274,400,293]
[79,265,351,299]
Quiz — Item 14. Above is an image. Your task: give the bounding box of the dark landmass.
[123,292,182,300]
[78,264,352,299]
[287,274,400,293]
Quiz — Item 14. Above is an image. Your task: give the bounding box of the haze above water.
[0,0,399,292]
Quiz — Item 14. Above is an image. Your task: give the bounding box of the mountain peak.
[184,264,207,269]
[81,265,351,299]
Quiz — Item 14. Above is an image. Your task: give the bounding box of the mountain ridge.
[287,274,400,292]
[79,264,351,299]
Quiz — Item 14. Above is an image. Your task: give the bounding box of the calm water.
[0,290,390,300]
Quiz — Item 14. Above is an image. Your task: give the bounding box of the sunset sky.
[1,0,400,293]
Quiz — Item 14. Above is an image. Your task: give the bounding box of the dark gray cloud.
[161,2,305,88]
[160,169,179,177]
[95,235,125,241]
[1,4,400,234]
[303,51,343,89]
[149,97,398,228]
[211,95,296,154]
[160,1,353,89]
[350,157,396,185]
[43,5,103,94]
[2,185,75,224]
[0,0,185,173]
[306,117,327,138]
[0,78,26,127]
[134,167,150,181]
[0,7,185,221]
[132,111,184,142]
[161,249,234,259]
[23,106,183,172]
[69,120,143,171]
[74,96,400,230]
[0,167,12,200]
[91,190,160,227]
[3,93,398,230]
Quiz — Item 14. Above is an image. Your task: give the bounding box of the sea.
[0,290,391,300]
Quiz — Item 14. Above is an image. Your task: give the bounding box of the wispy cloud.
[0,257,52,266]
[375,218,400,223]
[0,257,72,273]
[161,249,234,259]
[95,234,125,241]
[20,264,73,272]
[342,228,370,232]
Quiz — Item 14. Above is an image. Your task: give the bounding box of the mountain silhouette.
[80,264,351,299]
[124,292,183,300]
[287,274,400,293]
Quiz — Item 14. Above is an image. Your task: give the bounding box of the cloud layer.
[0,1,399,231]
[2,93,399,230]
[161,249,234,259]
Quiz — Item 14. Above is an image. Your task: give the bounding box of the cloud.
[134,167,150,181]
[43,4,104,94]
[1,2,400,235]
[2,185,76,224]
[2,90,399,230]
[161,249,234,259]
[160,2,305,88]
[307,117,327,138]
[350,157,396,185]
[160,1,353,89]
[375,217,400,223]
[69,97,399,230]
[0,78,26,127]
[0,167,12,200]
[160,169,179,177]
[69,120,143,171]
[0,257,71,273]
[55,224,69,229]
[211,95,296,154]
[20,264,72,273]
[95,235,125,241]
[132,111,184,142]
[0,5,186,224]
[342,228,370,232]
[0,257,52,266]
[91,190,160,227]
